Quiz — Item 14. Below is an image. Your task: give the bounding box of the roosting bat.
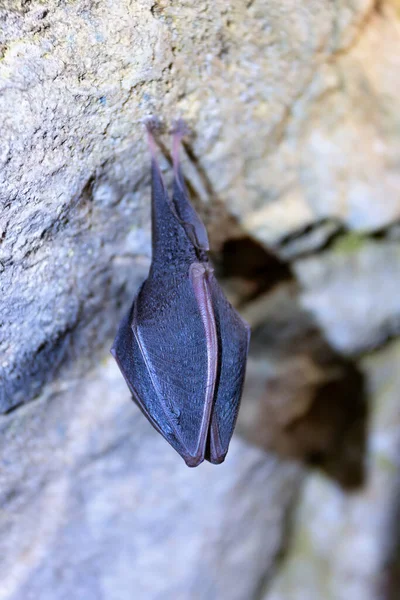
[111,120,250,467]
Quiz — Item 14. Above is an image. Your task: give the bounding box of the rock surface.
[263,340,400,600]
[2,1,400,599]
[294,238,400,355]
[0,358,302,600]
[2,0,400,412]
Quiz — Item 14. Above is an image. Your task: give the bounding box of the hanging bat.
[111,120,250,467]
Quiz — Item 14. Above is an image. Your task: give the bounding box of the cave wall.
[1,1,400,599]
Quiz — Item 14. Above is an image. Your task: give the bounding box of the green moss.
[292,525,314,556]
[375,453,397,474]
[272,523,333,598]
[332,232,369,255]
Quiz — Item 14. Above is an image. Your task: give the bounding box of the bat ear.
[172,120,209,251]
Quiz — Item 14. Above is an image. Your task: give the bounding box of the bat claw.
[143,115,163,134]
[144,116,164,162]
[171,118,190,138]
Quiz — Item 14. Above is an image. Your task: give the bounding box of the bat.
[111,120,250,467]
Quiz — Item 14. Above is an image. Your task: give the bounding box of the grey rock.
[263,339,400,600]
[1,2,400,599]
[0,358,302,600]
[1,0,396,411]
[276,220,340,260]
[238,282,367,488]
[294,239,400,355]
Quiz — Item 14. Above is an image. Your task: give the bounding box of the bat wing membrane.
[112,273,250,467]
[112,297,191,459]
[206,274,250,464]
[133,274,215,466]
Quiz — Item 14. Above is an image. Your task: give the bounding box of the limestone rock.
[294,239,400,355]
[262,340,400,600]
[2,0,399,411]
[0,358,302,600]
[2,1,400,599]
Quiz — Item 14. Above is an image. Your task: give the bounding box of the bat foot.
[171,118,190,138]
[143,115,163,134]
[144,117,164,163]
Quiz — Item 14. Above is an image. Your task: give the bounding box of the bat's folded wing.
[111,299,177,441]
[113,279,213,467]
[207,275,250,464]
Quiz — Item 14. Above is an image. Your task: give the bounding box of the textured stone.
[2,2,400,599]
[2,0,398,411]
[241,3,400,246]
[276,220,340,261]
[294,239,400,355]
[0,357,301,600]
[262,340,400,600]
[238,282,367,488]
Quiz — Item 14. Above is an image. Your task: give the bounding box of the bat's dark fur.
[111,121,250,467]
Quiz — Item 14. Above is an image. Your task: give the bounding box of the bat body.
[111,122,250,467]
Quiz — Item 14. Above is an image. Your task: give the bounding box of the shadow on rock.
[219,235,368,491]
